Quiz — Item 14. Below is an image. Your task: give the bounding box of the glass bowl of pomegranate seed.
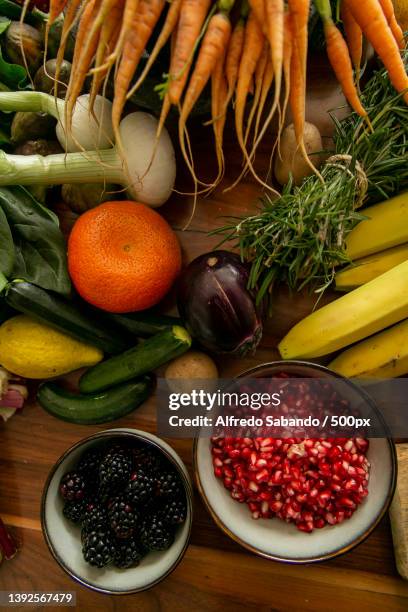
[194,361,397,563]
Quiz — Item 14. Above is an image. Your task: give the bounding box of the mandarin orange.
[68,201,181,313]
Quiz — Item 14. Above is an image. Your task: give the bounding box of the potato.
[274,122,323,186]
[165,351,218,394]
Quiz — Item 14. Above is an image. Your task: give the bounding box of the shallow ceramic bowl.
[42,428,193,594]
[194,361,396,563]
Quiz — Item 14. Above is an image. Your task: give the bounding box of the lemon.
[0,315,103,379]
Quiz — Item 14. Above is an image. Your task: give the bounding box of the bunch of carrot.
[25,0,408,192]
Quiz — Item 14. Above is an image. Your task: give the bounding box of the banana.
[278,260,408,359]
[346,191,408,260]
[329,319,408,378]
[335,244,408,291]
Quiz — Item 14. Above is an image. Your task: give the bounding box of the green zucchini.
[37,376,154,425]
[5,281,130,355]
[80,325,192,394]
[106,311,182,338]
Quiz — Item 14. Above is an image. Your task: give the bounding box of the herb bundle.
[213,51,408,303]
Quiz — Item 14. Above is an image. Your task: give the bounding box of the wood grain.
[0,52,406,610]
[390,444,408,580]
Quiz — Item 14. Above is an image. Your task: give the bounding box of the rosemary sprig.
[212,51,408,303]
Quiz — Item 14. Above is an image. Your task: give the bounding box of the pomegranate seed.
[211,388,369,533]
[337,497,356,509]
[297,521,313,533]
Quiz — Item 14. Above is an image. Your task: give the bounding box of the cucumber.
[5,281,130,355]
[37,376,154,425]
[80,326,192,394]
[106,311,182,338]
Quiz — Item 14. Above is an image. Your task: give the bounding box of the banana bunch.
[279,191,408,378]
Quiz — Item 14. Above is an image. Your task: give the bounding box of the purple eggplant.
[177,251,262,356]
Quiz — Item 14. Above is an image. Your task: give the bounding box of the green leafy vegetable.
[0,205,13,276]
[0,186,71,296]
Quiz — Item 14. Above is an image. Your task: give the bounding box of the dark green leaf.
[0,204,14,277]
[0,47,27,89]
[0,1,38,25]
[0,186,71,295]
[0,17,11,36]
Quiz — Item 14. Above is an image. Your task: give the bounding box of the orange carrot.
[277,11,293,144]
[224,16,246,106]
[340,0,363,77]
[65,0,101,131]
[43,0,69,67]
[89,0,124,108]
[234,11,264,162]
[288,17,323,181]
[289,35,305,149]
[95,0,140,74]
[81,0,118,63]
[127,0,183,99]
[264,0,284,125]
[288,0,309,85]
[248,0,266,30]
[168,0,212,106]
[113,0,166,146]
[156,26,179,145]
[48,0,69,25]
[225,10,280,192]
[286,0,324,178]
[269,11,292,178]
[242,0,284,187]
[179,11,232,190]
[53,0,84,95]
[212,51,229,187]
[346,0,408,103]
[245,41,269,145]
[378,0,405,49]
[324,18,367,117]
[253,55,274,146]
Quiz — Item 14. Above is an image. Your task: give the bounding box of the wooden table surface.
[1,54,408,611]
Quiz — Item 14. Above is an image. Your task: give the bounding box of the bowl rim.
[193,359,397,564]
[41,428,193,595]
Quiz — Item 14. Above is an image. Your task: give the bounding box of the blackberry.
[62,499,86,524]
[108,497,139,539]
[82,528,115,568]
[158,497,187,525]
[99,446,133,493]
[132,445,161,474]
[82,502,108,535]
[59,472,86,501]
[125,469,155,506]
[155,470,183,499]
[113,539,145,569]
[140,515,174,551]
[77,448,103,485]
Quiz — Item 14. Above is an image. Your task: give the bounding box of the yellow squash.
[335,244,408,291]
[329,319,408,378]
[0,315,103,379]
[278,260,408,359]
[346,191,408,260]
